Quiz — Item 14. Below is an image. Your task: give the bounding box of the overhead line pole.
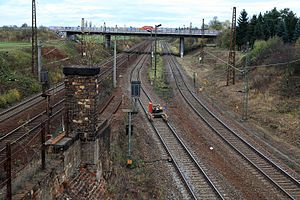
[242,44,250,121]
[201,18,205,64]
[227,7,237,86]
[154,24,162,80]
[113,36,117,88]
[32,0,38,76]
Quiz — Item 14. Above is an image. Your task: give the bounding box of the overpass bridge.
[50,26,221,57]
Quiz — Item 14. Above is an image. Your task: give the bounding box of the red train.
[139,26,154,31]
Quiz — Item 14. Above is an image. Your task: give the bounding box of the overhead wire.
[204,50,243,72]
[204,50,300,71]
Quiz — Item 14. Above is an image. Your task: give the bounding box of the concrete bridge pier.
[66,32,75,40]
[179,37,184,58]
[105,34,111,48]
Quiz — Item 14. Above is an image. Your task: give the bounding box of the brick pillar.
[63,66,102,166]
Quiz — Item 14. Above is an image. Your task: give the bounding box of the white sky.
[0,0,299,27]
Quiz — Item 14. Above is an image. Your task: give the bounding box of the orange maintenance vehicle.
[147,102,168,121]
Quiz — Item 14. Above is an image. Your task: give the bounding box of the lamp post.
[154,24,161,80]
[147,30,153,70]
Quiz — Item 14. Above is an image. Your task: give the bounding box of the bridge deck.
[50,27,220,38]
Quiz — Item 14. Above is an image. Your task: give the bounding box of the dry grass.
[176,46,300,149]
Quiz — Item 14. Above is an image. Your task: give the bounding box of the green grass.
[148,53,173,101]
[0,42,31,51]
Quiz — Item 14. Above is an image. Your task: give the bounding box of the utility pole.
[147,30,153,69]
[227,7,237,86]
[81,18,85,58]
[41,123,46,170]
[37,40,42,82]
[128,111,132,161]
[193,72,196,90]
[201,18,205,64]
[6,142,12,200]
[154,24,162,80]
[32,0,38,76]
[242,45,250,121]
[154,28,157,79]
[113,36,117,88]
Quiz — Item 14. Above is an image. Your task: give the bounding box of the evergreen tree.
[236,9,249,49]
[276,18,289,43]
[280,9,298,42]
[263,8,281,37]
[293,18,300,42]
[255,13,265,40]
[248,15,257,47]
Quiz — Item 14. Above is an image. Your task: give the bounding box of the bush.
[49,70,62,83]
[249,37,283,64]
[216,29,231,48]
[249,40,267,62]
[296,37,300,48]
[0,89,22,108]
[5,49,31,72]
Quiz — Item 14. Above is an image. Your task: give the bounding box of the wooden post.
[6,143,12,200]
[41,123,46,170]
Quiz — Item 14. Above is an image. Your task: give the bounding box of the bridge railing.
[49,26,220,36]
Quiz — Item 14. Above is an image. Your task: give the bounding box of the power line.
[205,49,300,72]
[44,57,70,66]
[204,50,243,72]
[249,58,300,68]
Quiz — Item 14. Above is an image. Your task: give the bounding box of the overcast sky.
[0,0,299,28]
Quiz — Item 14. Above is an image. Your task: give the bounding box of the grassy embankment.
[0,28,81,109]
[0,41,82,109]
[170,36,300,149]
[0,27,145,110]
[148,41,173,104]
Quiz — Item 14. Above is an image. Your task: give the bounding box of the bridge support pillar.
[66,32,75,40]
[105,34,111,48]
[179,37,184,58]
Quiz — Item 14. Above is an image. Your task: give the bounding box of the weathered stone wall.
[5,66,113,199]
[10,139,81,200]
[64,73,101,140]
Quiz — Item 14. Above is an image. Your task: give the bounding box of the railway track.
[0,83,64,123]
[129,42,224,199]
[0,41,147,165]
[162,42,300,199]
[0,41,146,128]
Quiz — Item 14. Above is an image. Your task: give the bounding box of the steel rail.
[0,41,146,123]
[129,43,223,199]
[164,42,300,199]
[0,83,64,123]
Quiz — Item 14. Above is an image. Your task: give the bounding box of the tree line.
[236,7,300,49]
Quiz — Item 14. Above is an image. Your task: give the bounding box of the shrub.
[296,37,300,48]
[0,89,22,108]
[0,96,7,108]
[216,29,231,48]
[29,82,42,93]
[49,70,62,83]
[249,37,283,64]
